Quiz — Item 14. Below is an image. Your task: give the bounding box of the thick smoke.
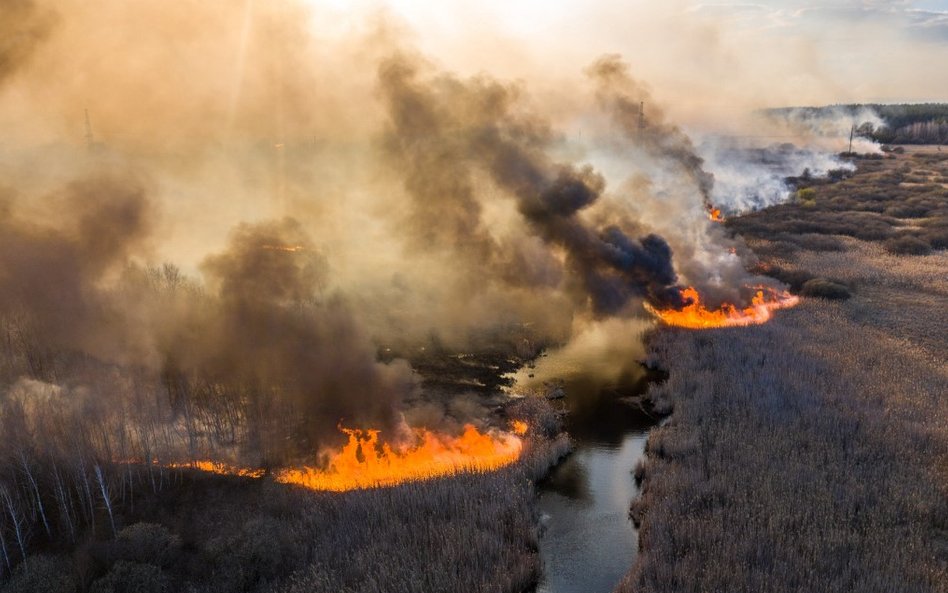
[696,140,852,213]
[689,106,884,213]
[0,179,414,463]
[192,219,415,459]
[765,106,885,154]
[589,55,716,212]
[0,0,55,85]
[379,55,686,314]
[566,57,780,307]
[0,0,832,470]
[0,174,153,364]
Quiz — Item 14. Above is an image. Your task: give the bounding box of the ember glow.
[260,244,306,252]
[169,460,266,479]
[275,424,524,491]
[645,286,799,329]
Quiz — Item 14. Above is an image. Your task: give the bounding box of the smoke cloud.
[0,0,886,465]
[0,0,55,85]
[379,55,685,315]
[0,173,153,364]
[589,55,716,210]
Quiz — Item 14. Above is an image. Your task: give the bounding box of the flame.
[168,460,266,478]
[646,286,799,329]
[158,424,523,491]
[275,424,523,491]
[708,207,723,222]
[260,244,305,252]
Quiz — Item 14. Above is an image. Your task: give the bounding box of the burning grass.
[645,286,799,329]
[275,424,524,491]
[0,393,567,593]
[167,423,526,492]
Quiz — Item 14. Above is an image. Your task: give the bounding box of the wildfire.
[646,286,799,329]
[260,244,306,252]
[168,460,266,478]
[275,424,523,491]
[708,207,724,222]
[162,424,523,491]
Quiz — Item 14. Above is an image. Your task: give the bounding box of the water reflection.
[531,368,660,593]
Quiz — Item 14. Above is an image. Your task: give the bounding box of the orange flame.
[646,286,799,329]
[260,244,306,252]
[275,424,523,491]
[168,460,266,478]
[163,424,523,491]
[511,420,528,436]
[708,208,723,222]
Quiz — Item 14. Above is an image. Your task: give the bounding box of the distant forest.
[767,103,948,145]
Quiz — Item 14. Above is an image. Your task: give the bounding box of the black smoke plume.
[0,177,414,465]
[379,55,686,314]
[589,55,716,211]
[190,218,415,460]
[0,174,153,367]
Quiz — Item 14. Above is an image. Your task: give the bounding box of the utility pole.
[638,101,645,131]
[848,123,854,154]
[84,109,94,151]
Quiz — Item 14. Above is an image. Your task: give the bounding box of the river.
[525,368,661,593]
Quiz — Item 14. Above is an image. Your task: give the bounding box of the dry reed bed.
[621,244,947,593]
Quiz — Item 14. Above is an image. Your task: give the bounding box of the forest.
[765,103,948,144]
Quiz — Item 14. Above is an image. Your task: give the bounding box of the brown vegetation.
[0,386,567,593]
[730,149,948,254]
[622,148,948,593]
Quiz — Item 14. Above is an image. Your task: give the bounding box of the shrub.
[508,396,562,439]
[884,235,932,255]
[791,234,846,252]
[800,278,851,300]
[796,188,816,203]
[754,240,799,260]
[884,204,932,218]
[919,224,948,249]
[89,561,170,593]
[0,555,76,593]
[758,265,815,292]
[110,523,181,568]
[619,279,946,593]
[203,516,302,591]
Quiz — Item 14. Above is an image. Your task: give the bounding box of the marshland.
[1,2,946,593]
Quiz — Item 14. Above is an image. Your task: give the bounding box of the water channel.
[524,367,661,593]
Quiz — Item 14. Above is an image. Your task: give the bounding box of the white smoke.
[696,137,855,213]
[689,106,885,214]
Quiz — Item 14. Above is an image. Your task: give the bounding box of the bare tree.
[51,463,76,543]
[18,451,50,537]
[94,464,116,537]
[0,482,28,562]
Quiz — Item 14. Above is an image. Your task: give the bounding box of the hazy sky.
[3,0,945,150]
[309,0,948,120]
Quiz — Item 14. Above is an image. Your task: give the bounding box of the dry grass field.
[621,147,948,593]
